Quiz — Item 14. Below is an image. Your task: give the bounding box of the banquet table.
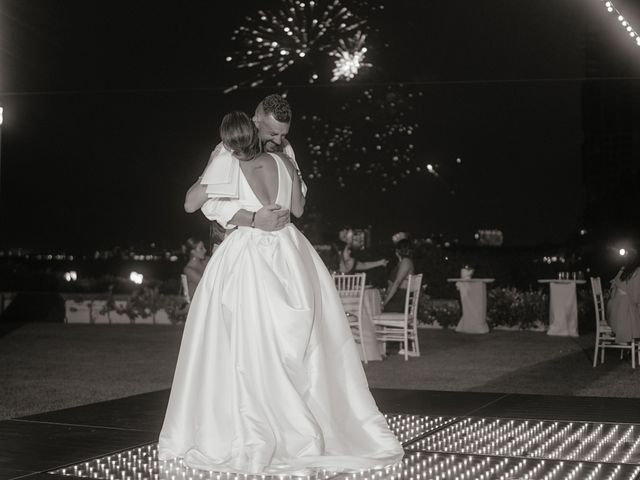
[538,279,586,337]
[447,278,495,334]
[339,287,384,362]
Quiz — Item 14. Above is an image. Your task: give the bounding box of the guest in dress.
[607,252,640,343]
[183,237,209,300]
[332,240,388,274]
[382,239,415,312]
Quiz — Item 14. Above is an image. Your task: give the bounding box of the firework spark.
[301,86,423,191]
[224,0,380,92]
[330,32,371,82]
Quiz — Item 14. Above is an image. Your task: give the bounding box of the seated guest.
[607,251,640,343]
[333,240,388,275]
[183,237,210,299]
[382,239,415,312]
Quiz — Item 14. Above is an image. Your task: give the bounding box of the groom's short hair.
[261,94,292,123]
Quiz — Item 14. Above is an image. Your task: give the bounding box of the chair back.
[590,276,606,326]
[333,273,366,316]
[404,274,423,321]
[180,274,191,304]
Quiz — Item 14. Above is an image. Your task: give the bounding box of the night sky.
[1,0,639,250]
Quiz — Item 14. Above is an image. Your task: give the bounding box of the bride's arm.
[290,165,305,218]
[283,141,307,197]
[184,144,222,213]
[280,154,306,218]
[278,153,305,217]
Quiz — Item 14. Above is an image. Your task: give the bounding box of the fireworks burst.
[330,32,371,82]
[224,0,381,92]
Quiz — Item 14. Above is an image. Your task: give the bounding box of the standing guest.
[332,240,388,274]
[382,239,415,312]
[607,251,640,343]
[183,237,209,300]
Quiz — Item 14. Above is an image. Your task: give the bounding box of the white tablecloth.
[339,288,383,362]
[447,279,494,334]
[538,280,585,337]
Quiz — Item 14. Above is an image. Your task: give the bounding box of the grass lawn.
[1,323,639,420]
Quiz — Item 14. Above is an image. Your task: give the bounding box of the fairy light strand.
[601,0,640,47]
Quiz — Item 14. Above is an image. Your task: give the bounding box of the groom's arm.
[202,199,290,231]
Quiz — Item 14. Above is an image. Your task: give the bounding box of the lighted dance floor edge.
[3,388,640,480]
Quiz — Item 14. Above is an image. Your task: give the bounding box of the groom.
[184,94,305,232]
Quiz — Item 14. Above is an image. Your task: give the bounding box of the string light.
[601,0,640,47]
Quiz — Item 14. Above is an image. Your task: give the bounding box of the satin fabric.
[158,154,403,474]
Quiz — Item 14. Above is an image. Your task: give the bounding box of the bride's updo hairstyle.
[220,111,260,160]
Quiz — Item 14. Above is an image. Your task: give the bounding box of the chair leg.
[633,341,636,369]
[359,323,368,364]
[593,341,599,368]
[601,346,605,364]
[404,333,409,361]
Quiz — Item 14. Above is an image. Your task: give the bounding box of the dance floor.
[4,389,640,480]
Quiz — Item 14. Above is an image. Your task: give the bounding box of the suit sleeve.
[201,198,241,229]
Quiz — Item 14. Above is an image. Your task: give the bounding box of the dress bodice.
[237,153,292,212]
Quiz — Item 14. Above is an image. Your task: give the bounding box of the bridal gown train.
[158,153,404,474]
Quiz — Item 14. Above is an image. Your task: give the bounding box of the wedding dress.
[158,153,403,474]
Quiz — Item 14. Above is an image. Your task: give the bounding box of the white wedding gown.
[158,153,403,474]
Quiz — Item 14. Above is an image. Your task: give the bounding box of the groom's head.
[253,94,292,152]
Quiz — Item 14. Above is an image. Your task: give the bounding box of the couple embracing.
[158,94,403,475]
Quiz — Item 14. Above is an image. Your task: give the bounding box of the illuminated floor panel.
[51,447,640,480]
[384,414,458,446]
[50,415,640,480]
[331,451,640,480]
[406,417,640,465]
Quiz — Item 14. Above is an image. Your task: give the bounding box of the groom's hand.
[255,204,290,231]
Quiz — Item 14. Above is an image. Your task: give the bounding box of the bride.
[158,111,403,474]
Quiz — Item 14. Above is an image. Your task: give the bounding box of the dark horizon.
[1,0,639,250]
